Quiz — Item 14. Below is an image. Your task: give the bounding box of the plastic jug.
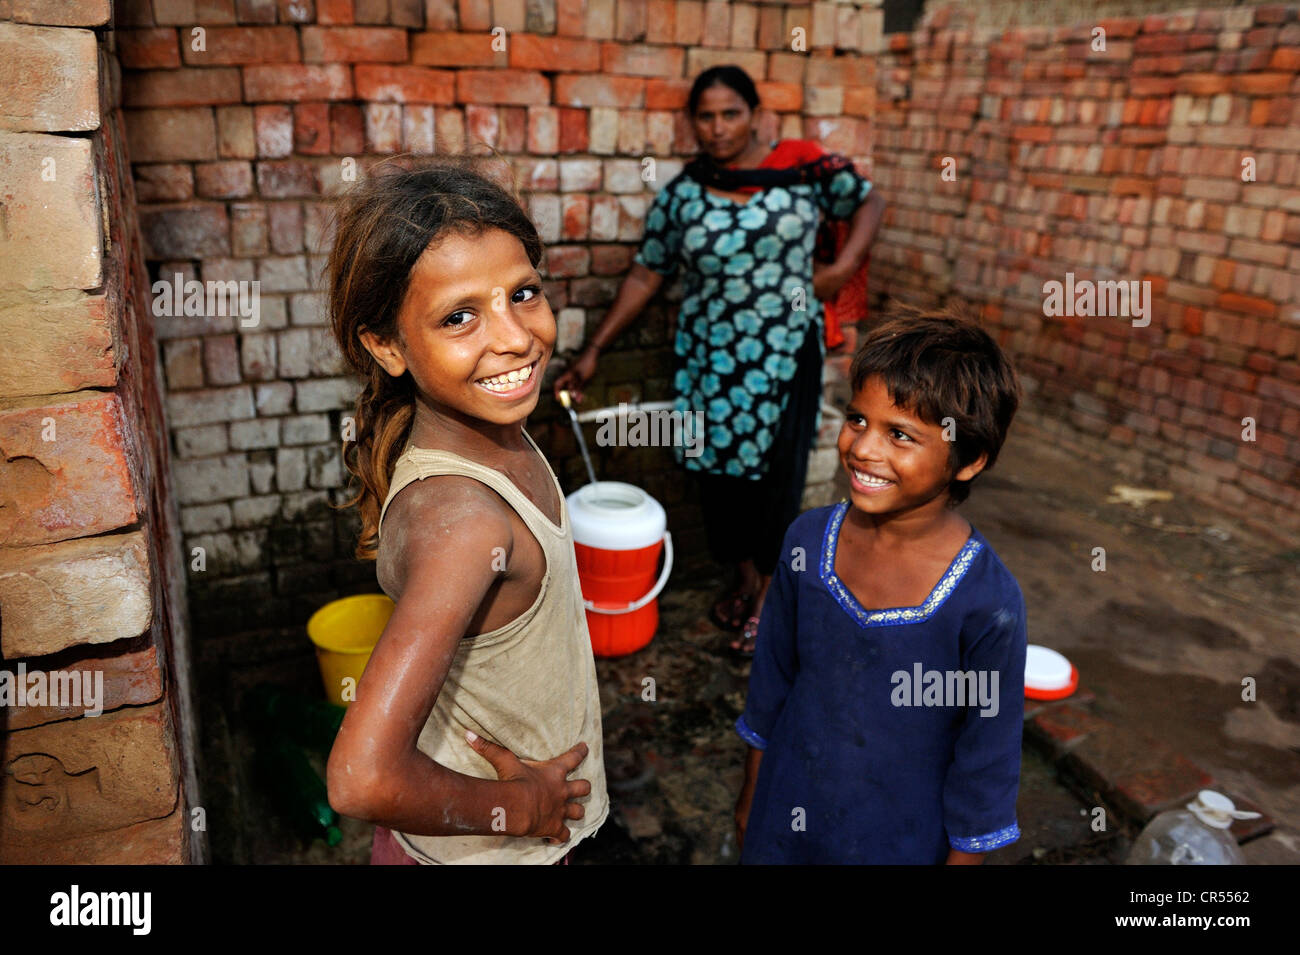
[1125,790,1260,865]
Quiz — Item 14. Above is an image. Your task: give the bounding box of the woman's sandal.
[729,615,761,658]
[710,590,756,632]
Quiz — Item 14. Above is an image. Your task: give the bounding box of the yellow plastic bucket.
[306,594,395,706]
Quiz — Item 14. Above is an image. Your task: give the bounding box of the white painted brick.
[232,494,282,527]
[175,423,230,458]
[277,446,307,492]
[290,291,328,326]
[282,413,331,445]
[230,417,280,450]
[174,453,251,504]
[167,386,255,427]
[181,503,233,534]
[296,376,359,412]
[255,380,294,416]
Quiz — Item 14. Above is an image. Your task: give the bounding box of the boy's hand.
[466,731,591,844]
[734,788,754,854]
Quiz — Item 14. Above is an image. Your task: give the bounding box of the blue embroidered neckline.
[820,500,982,629]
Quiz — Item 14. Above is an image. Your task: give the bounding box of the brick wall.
[113,0,883,665]
[0,2,202,862]
[959,0,1283,31]
[872,2,1300,536]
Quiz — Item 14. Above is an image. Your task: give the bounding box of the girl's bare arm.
[326,477,589,841]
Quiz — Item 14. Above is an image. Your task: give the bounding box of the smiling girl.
[733,307,1028,864]
[323,157,608,864]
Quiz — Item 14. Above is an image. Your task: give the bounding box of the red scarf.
[723,139,869,350]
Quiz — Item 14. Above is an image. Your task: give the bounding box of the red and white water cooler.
[566,481,673,658]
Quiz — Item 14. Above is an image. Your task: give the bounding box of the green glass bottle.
[257,732,343,847]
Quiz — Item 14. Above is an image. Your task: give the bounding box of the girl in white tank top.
[322,158,608,864]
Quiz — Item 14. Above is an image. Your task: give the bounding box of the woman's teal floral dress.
[633,146,874,478]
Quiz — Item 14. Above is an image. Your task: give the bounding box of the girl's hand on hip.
[466,731,591,844]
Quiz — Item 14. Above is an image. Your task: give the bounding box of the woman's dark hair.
[326,152,544,559]
[849,304,1022,505]
[687,65,761,117]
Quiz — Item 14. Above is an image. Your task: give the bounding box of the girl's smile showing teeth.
[475,359,539,396]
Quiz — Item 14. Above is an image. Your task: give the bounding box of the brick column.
[0,2,202,863]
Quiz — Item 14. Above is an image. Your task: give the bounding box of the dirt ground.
[584,422,1300,865]
[221,421,1300,865]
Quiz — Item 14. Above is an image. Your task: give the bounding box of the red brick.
[294,102,332,154]
[126,107,218,163]
[0,133,101,290]
[1218,293,1277,319]
[0,21,98,132]
[455,0,489,30]
[355,64,456,103]
[0,291,121,397]
[123,68,243,107]
[527,105,558,153]
[6,805,187,865]
[1026,705,1115,758]
[0,529,153,657]
[181,25,300,65]
[500,105,526,151]
[558,107,588,152]
[254,103,293,157]
[543,245,590,277]
[9,0,112,26]
[255,159,319,197]
[458,69,552,105]
[562,196,590,240]
[592,246,631,276]
[412,30,507,67]
[391,0,423,27]
[805,55,874,87]
[0,703,179,861]
[1175,73,1231,95]
[330,103,365,154]
[1269,47,1300,70]
[302,25,408,62]
[554,73,642,108]
[503,35,600,73]
[555,0,584,35]
[117,28,181,68]
[195,160,254,198]
[316,0,355,23]
[243,64,353,101]
[138,202,231,258]
[236,0,278,22]
[645,78,689,110]
[599,41,680,76]
[464,103,498,148]
[3,643,164,732]
[1234,73,1293,95]
[0,393,141,547]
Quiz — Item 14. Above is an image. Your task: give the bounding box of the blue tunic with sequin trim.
[632,142,873,479]
[736,501,1028,864]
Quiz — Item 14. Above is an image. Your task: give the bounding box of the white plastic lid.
[566,481,666,551]
[1024,644,1073,691]
[1186,790,1261,829]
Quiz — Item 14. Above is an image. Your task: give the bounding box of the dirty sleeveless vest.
[376,430,609,864]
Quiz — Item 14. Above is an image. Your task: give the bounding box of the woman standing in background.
[554,66,885,654]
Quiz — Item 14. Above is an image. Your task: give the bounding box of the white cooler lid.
[1024,644,1073,692]
[566,481,666,551]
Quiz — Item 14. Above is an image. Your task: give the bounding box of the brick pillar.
[0,2,203,863]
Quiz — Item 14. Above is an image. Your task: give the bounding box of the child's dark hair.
[327,152,544,560]
[849,304,1021,504]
